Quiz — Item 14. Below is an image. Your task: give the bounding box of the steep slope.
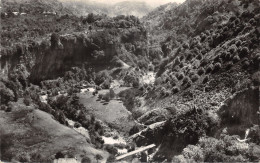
[130,0,260,161]
[0,99,108,162]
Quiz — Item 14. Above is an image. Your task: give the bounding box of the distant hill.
[1,0,73,15]
[111,1,152,18]
[61,0,152,17]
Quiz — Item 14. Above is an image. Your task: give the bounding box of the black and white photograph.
[0,0,260,162]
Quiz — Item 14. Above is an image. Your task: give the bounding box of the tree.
[87,13,95,23]
[109,89,115,99]
[50,33,60,49]
[95,154,103,163]
[81,156,91,163]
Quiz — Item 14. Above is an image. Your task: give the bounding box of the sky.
[61,0,185,7]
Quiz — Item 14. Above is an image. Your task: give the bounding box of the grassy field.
[78,88,137,134]
[0,99,108,162]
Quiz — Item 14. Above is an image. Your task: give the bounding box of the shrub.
[182,76,190,85]
[23,97,31,106]
[161,87,167,96]
[233,55,240,63]
[197,68,205,76]
[206,64,214,73]
[228,44,237,54]
[109,89,116,99]
[200,59,209,67]
[238,47,249,58]
[129,125,140,135]
[202,76,209,84]
[74,122,81,128]
[174,57,181,65]
[252,71,260,86]
[196,54,203,60]
[177,73,184,80]
[55,151,65,159]
[191,74,199,82]
[242,60,250,69]
[102,93,110,102]
[235,40,242,47]
[50,33,60,49]
[104,145,118,155]
[213,62,222,72]
[107,155,116,162]
[179,62,184,68]
[172,86,180,94]
[165,91,170,97]
[0,83,15,105]
[186,53,193,61]
[81,156,91,163]
[5,106,12,112]
[254,53,260,64]
[226,62,233,70]
[18,153,31,162]
[1,105,7,110]
[182,145,204,162]
[224,52,232,61]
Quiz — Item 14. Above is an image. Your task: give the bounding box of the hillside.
[0,0,260,162]
[61,0,153,17]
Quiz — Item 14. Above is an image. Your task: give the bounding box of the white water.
[102,136,127,145]
[80,88,95,93]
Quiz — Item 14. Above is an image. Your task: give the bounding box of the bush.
[81,156,91,163]
[55,151,65,159]
[228,44,237,54]
[109,89,116,99]
[161,87,167,96]
[23,97,31,106]
[18,153,31,162]
[165,91,170,97]
[5,106,12,112]
[107,155,116,162]
[200,59,209,67]
[182,145,204,162]
[238,47,249,58]
[50,33,60,49]
[224,52,232,61]
[252,71,260,86]
[242,60,250,69]
[202,76,209,84]
[213,62,222,73]
[177,73,184,80]
[104,145,118,155]
[206,64,213,73]
[233,55,240,63]
[197,68,205,76]
[74,122,81,128]
[191,74,199,82]
[102,93,110,102]
[182,76,190,85]
[172,86,180,94]
[196,54,203,60]
[226,62,233,70]
[129,125,140,135]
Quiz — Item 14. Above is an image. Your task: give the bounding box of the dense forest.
[0,0,259,162]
